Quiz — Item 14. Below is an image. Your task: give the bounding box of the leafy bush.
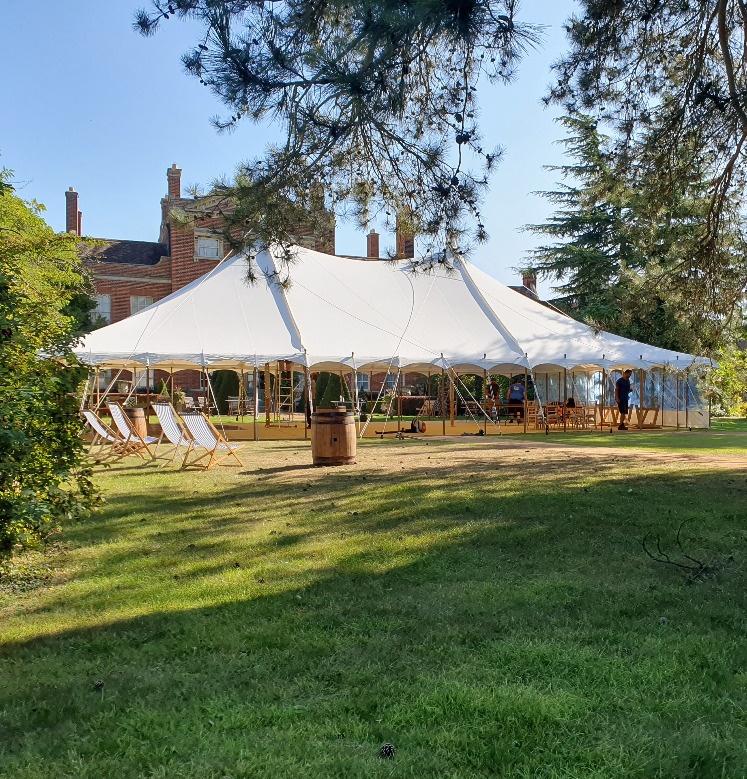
[0,173,98,554]
[707,346,747,417]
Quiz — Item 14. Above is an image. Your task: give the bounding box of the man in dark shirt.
[615,370,633,430]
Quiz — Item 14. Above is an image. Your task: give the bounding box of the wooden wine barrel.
[124,406,148,439]
[311,408,356,466]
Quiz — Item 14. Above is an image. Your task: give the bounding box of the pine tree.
[526,116,744,354]
[525,115,639,331]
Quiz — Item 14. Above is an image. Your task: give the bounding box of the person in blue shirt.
[508,379,526,421]
[615,370,633,430]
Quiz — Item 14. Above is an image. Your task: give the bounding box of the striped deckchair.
[180,412,243,470]
[82,409,130,461]
[107,402,159,461]
[152,401,194,465]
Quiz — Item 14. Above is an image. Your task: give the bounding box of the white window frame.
[130,295,154,315]
[93,293,112,324]
[195,235,222,260]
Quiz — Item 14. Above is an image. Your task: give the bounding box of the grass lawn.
[1,438,745,778]
[537,425,747,456]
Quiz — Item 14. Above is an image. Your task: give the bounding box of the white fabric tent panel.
[264,246,527,370]
[76,256,303,367]
[75,244,707,372]
[464,262,708,370]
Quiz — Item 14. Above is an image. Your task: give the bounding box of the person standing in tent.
[508,378,525,421]
[615,370,633,431]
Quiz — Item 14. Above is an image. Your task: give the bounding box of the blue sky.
[2,1,577,292]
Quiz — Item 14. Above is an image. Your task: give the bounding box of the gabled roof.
[80,239,168,266]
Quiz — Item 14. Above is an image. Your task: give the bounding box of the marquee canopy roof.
[75,245,709,373]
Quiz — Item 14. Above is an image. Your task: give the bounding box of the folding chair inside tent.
[82,409,129,461]
[107,402,159,461]
[180,413,244,470]
[152,402,194,465]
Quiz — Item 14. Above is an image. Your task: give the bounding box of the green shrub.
[0,173,98,554]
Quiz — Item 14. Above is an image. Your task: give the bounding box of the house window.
[196,236,221,259]
[93,293,111,324]
[130,295,154,315]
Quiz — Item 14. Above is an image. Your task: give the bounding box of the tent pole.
[275,363,281,421]
[397,370,402,434]
[441,365,446,436]
[253,366,258,441]
[661,369,665,428]
[305,360,314,436]
[264,362,271,427]
[685,369,689,429]
[676,373,681,430]
[302,365,308,440]
[146,365,151,415]
[449,371,455,428]
[563,366,568,432]
[427,371,431,421]
[94,367,100,409]
[601,368,606,430]
[523,365,528,434]
[483,368,488,435]
[352,353,360,437]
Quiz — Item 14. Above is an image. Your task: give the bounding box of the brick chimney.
[522,270,537,296]
[395,212,415,259]
[166,163,182,199]
[65,187,81,236]
[366,229,380,259]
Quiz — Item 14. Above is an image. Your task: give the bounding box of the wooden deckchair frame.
[152,401,194,466]
[180,412,244,470]
[106,401,158,461]
[81,409,136,462]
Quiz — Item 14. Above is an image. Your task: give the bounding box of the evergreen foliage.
[0,172,98,554]
[316,372,350,408]
[550,1,747,321]
[134,0,541,269]
[210,370,239,415]
[526,116,745,354]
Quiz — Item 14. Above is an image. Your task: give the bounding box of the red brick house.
[70,164,337,326]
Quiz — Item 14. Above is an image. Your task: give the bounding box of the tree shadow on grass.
[1,461,746,776]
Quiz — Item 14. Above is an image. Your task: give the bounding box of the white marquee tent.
[76,244,710,376]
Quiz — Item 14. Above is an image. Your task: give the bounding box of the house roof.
[81,239,168,266]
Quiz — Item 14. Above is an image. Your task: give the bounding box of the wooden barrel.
[124,406,148,439]
[311,408,356,465]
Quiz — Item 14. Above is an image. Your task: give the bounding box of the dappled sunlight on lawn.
[1,439,745,777]
[2,439,743,643]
